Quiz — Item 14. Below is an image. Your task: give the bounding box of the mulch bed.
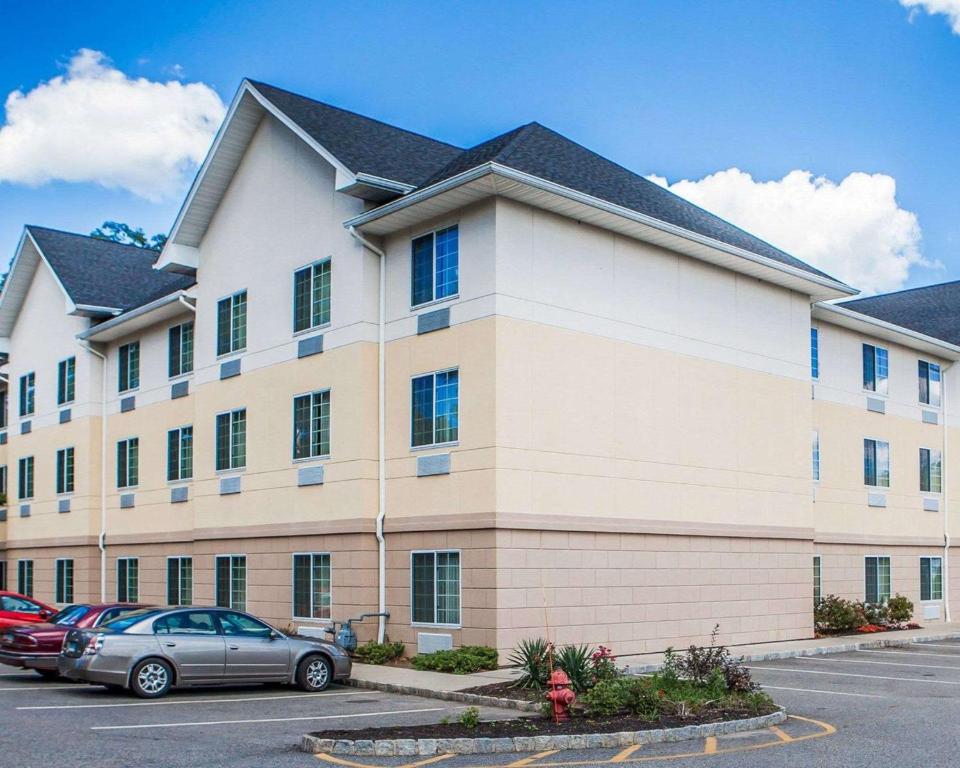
[459,681,543,703]
[311,705,777,742]
[815,624,921,638]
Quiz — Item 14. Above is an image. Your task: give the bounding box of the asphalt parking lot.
[3,639,960,768]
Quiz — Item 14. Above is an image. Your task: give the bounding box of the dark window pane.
[293,554,311,617]
[411,234,434,306]
[412,552,435,623]
[863,344,875,391]
[411,376,434,447]
[217,297,232,356]
[294,267,312,332]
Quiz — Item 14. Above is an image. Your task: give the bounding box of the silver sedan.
[57,607,351,698]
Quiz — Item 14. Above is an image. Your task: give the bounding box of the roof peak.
[25,224,161,254]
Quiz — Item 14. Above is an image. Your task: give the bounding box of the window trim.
[57,356,76,406]
[166,555,193,606]
[812,430,820,483]
[116,436,140,489]
[864,554,891,605]
[292,389,332,463]
[216,290,248,360]
[409,367,460,451]
[862,343,889,397]
[167,425,194,483]
[409,548,462,629]
[920,555,944,602]
[214,408,247,473]
[118,341,141,394]
[863,436,891,489]
[17,559,34,596]
[55,558,74,603]
[292,258,333,337]
[19,372,35,418]
[810,327,819,381]
[56,446,75,496]
[410,223,460,310]
[291,551,333,621]
[17,456,34,501]
[920,447,942,495]
[116,556,139,603]
[168,320,195,380]
[214,553,247,610]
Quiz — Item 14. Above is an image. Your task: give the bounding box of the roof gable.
[838,281,960,346]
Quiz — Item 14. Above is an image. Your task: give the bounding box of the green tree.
[90,221,167,251]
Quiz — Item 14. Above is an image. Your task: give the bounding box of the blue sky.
[0,0,957,295]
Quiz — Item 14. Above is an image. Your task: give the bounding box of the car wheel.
[35,669,60,680]
[297,655,332,692]
[130,659,173,698]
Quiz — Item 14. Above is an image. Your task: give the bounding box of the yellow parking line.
[315,754,380,768]
[403,755,456,768]
[769,726,792,743]
[611,745,642,762]
[509,750,559,767]
[703,737,717,754]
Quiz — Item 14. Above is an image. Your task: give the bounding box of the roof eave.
[813,302,960,360]
[77,291,195,342]
[345,163,857,302]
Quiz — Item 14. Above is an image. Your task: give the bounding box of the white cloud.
[900,0,960,34]
[0,49,225,201]
[647,168,929,294]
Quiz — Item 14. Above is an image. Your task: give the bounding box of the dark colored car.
[0,603,149,677]
[58,606,352,697]
[0,591,57,630]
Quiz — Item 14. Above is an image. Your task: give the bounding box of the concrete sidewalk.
[349,623,960,699]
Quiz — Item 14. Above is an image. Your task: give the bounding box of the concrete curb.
[346,677,541,712]
[622,631,960,674]
[300,708,787,755]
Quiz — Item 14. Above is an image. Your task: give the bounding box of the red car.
[0,602,149,677]
[0,591,56,629]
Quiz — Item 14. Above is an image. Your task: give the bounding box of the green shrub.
[729,690,776,717]
[589,645,619,684]
[857,600,889,626]
[458,706,481,729]
[580,679,628,717]
[508,638,551,689]
[557,644,594,693]
[412,645,499,674]
[660,626,757,694]
[887,594,914,624]
[622,678,662,721]
[353,640,405,665]
[815,595,865,632]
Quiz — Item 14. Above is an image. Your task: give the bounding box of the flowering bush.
[591,645,619,684]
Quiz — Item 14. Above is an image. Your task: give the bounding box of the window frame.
[55,558,74,603]
[116,557,139,602]
[0,560,6,591]
[215,408,247,472]
[56,446,75,495]
[863,437,890,489]
[410,368,460,450]
[292,389,331,462]
[216,290,248,358]
[864,555,891,605]
[292,258,332,335]
[810,327,819,380]
[57,356,76,406]
[919,447,942,494]
[167,425,194,482]
[920,556,943,602]
[862,343,889,396]
[291,552,333,621]
[118,341,141,394]
[17,559,34,597]
[215,554,247,611]
[0,465,6,500]
[812,430,820,483]
[410,224,460,309]
[409,549,462,628]
[116,437,139,489]
[168,321,195,379]
[19,372,35,417]
[17,456,34,500]
[813,555,822,606]
[166,556,193,606]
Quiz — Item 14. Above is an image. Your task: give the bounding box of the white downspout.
[943,363,952,623]
[348,226,388,643]
[78,339,108,601]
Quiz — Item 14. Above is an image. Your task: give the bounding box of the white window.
[863,438,890,488]
[217,291,247,356]
[411,369,459,448]
[215,409,246,471]
[55,558,74,603]
[293,390,330,460]
[117,438,139,488]
[918,361,941,407]
[169,321,194,378]
[167,556,193,606]
[118,341,140,393]
[293,260,331,332]
[810,328,819,379]
[920,556,943,601]
[292,553,331,619]
[167,426,193,481]
[411,226,459,307]
[865,555,891,604]
[862,344,888,395]
[812,431,820,482]
[117,557,139,602]
[215,555,246,610]
[411,550,461,626]
[920,448,942,493]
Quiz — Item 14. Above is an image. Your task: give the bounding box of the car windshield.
[51,605,91,626]
[100,608,164,632]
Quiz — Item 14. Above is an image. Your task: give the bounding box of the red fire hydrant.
[545,669,576,722]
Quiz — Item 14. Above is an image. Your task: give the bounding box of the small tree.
[91,221,167,251]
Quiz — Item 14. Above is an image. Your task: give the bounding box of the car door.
[152,610,226,683]
[217,611,291,681]
[0,595,46,628]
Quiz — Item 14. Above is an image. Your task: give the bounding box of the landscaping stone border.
[300,708,786,756]
[347,677,540,712]
[622,631,960,674]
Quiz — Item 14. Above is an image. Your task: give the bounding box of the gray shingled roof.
[27,226,195,313]
[249,81,463,187]
[421,122,837,282]
[839,281,960,346]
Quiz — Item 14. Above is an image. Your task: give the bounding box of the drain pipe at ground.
[77,339,108,601]
[348,225,388,644]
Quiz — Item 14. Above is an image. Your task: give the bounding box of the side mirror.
[39,609,54,620]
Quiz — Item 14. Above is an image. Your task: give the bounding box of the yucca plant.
[508,637,551,689]
[556,644,594,693]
